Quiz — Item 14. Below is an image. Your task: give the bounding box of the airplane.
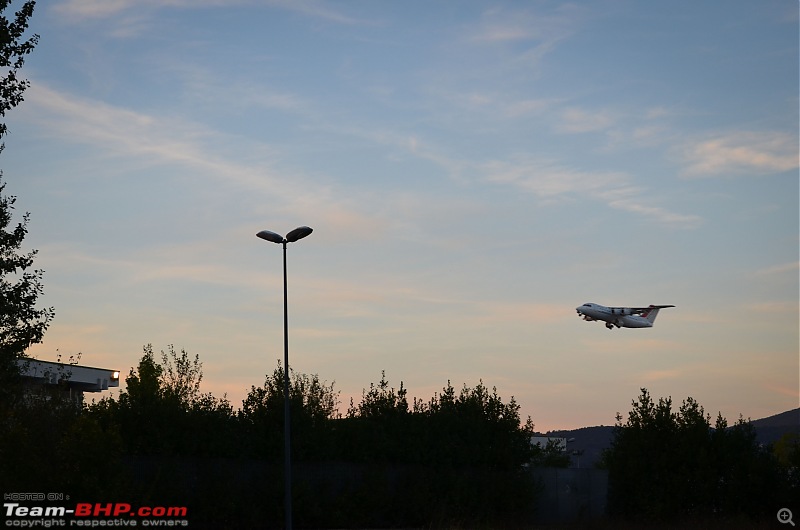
[576,302,675,330]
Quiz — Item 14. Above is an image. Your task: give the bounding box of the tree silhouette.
[605,388,789,522]
[240,362,338,460]
[0,0,38,144]
[0,0,46,403]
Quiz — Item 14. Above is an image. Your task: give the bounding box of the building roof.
[17,358,120,393]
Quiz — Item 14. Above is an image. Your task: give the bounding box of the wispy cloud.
[755,261,800,276]
[471,4,581,45]
[459,4,582,81]
[53,0,138,20]
[483,158,701,228]
[557,107,615,134]
[25,84,282,190]
[640,369,684,383]
[744,301,799,314]
[23,83,388,241]
[262,0,368,25]
[504,98,561,118]
[679,131,798,177]
[484,158,626,198]
[53,0,367,25]
[462,302,572,326]
[766,383,800,400]
[38,241,261,292]
[596,187,703,228]
[335,117,702,228]
[442,90,562,120]
[158,61,310,116]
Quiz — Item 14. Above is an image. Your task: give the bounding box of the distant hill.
[750,408,799,444]
[750,408,799,429]
[545,425,614,468]
[546,408,799,468]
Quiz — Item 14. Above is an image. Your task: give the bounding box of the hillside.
[546,425,614,468]
[546,408,799,468]
[750,408,800,444]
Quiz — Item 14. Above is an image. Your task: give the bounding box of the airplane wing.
[608,305,675,316]
[629,305,675,315]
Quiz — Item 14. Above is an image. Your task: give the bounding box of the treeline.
[603,389,799,525]
[2,345,545,528]
[3,347,799,528]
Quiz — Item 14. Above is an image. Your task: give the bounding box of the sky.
[4,0,798,431]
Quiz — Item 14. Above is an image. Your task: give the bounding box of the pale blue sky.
[5,0,798,430]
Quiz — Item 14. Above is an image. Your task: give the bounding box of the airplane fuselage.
[576,303,673,329]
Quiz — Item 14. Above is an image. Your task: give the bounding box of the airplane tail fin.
[642,305,675,324]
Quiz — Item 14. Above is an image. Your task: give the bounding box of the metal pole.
[282,240,292,530]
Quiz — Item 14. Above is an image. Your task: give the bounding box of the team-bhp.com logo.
[4,501,189,527]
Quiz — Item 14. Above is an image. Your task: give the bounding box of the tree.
[711,414,785,517]
[530,438,571,468]
[341,371,411,463]
[90,344,237,457]
[773,432,800,496]
[774,432,800,469]
[159,343,203,406]
[0,0,44,399]
[605,388,787,522]
[240,362,339,459]
[348,370,408,419]
[332,374,538,527]
[0,179,54,371]
[418,379,534,469]
[0,0,38,143]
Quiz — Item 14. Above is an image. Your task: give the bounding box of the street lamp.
[256,225,312,530]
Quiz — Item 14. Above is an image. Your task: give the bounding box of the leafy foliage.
[0,0,46,402]
[83,356,539,526]
[0,0,38,143]
[159,344,203,406]
[90,344,236,457]
[0,6,55,490]
[318,374,540,526]
[530,438,572,468]
[0,181,53,362]
[240,362,339,459]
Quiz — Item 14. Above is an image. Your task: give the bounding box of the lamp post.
[256,225,312,530]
